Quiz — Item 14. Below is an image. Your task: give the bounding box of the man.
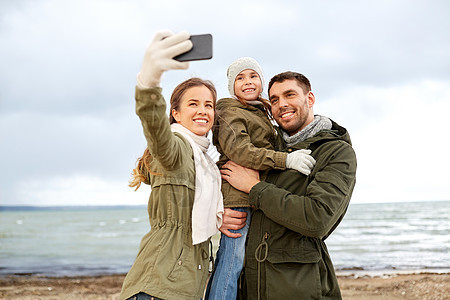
[219,71,357,299]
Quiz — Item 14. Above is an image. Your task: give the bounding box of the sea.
[1,200,449,277]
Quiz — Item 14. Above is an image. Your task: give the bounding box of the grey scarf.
[282,115,332,147]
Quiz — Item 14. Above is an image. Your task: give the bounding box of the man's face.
[269,79,315,136]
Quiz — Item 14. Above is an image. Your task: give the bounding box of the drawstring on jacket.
[255,232,269,300]
[209,240,215,273]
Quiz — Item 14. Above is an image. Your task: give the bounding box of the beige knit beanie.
[227,57,264,97]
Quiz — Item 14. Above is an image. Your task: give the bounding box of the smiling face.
[171,85,215,136]
[233,69,262,101]
[269,79,315,136]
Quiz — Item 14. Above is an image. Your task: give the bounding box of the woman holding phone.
[120,31,223,300]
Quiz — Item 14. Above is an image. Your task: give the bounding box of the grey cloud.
[1,0,450,205]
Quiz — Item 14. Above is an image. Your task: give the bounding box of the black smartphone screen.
[174,34,213,62]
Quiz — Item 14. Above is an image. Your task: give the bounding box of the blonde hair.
[129,148,156,191]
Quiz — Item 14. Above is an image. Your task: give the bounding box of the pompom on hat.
[227,57,264,97]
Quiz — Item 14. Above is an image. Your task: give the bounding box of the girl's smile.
[234,69,262,101]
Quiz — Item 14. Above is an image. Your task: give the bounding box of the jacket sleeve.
[216,107,287,170]
[248,141,357,238]
[135,86,186,171]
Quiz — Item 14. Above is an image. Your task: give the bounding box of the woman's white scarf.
[171,123,223,245]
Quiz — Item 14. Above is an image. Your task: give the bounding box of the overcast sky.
[1,0,449,206]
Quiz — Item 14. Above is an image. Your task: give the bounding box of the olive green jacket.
[240,120,357,300]
[120,87,211,300]
[212,98,288,207]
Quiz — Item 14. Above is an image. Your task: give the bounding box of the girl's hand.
[286,149,316,175]
[220,161,260,194]
[138,31,193,88]
[219,208,248,238]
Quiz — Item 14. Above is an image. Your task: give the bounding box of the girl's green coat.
[212,98,288,208]
[120,87,210,300]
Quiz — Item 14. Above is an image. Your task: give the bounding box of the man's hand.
[220,161,260,194]
[138,31,193,88]
[219,208,248,238]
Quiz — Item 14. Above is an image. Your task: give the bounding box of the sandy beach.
[0,272,448,300]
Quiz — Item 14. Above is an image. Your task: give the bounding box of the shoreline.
[336,268,450,278]
[4,267,449,279]
[1,272,448,300]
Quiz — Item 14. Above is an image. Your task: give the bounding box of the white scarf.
[171,123,224,245]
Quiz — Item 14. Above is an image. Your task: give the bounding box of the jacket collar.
[216,97,265,112]
[275,118,352,151]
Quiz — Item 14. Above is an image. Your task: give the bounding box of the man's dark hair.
[268,71,311,95]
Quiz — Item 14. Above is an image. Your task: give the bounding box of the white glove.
[286,149,316,176]
[137,30,193,88]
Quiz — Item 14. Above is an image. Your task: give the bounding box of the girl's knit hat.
[227,57,264,97]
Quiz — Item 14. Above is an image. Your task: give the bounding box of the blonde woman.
[120,31,223,300]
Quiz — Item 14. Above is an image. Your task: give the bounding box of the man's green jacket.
[241,119,357,300]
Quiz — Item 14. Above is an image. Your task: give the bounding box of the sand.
[0,272,448,300]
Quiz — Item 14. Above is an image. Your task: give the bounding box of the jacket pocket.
[151,175,195,190]
[166,243,206,297]
[167,247,187,282]
[315,171,350,195]
[265,249,322,300]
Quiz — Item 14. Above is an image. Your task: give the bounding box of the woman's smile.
[172,85,215,136]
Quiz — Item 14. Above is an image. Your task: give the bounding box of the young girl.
[206,57,315,299]
[120,31,223,300]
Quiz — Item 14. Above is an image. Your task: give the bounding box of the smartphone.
[174,34,213,62]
